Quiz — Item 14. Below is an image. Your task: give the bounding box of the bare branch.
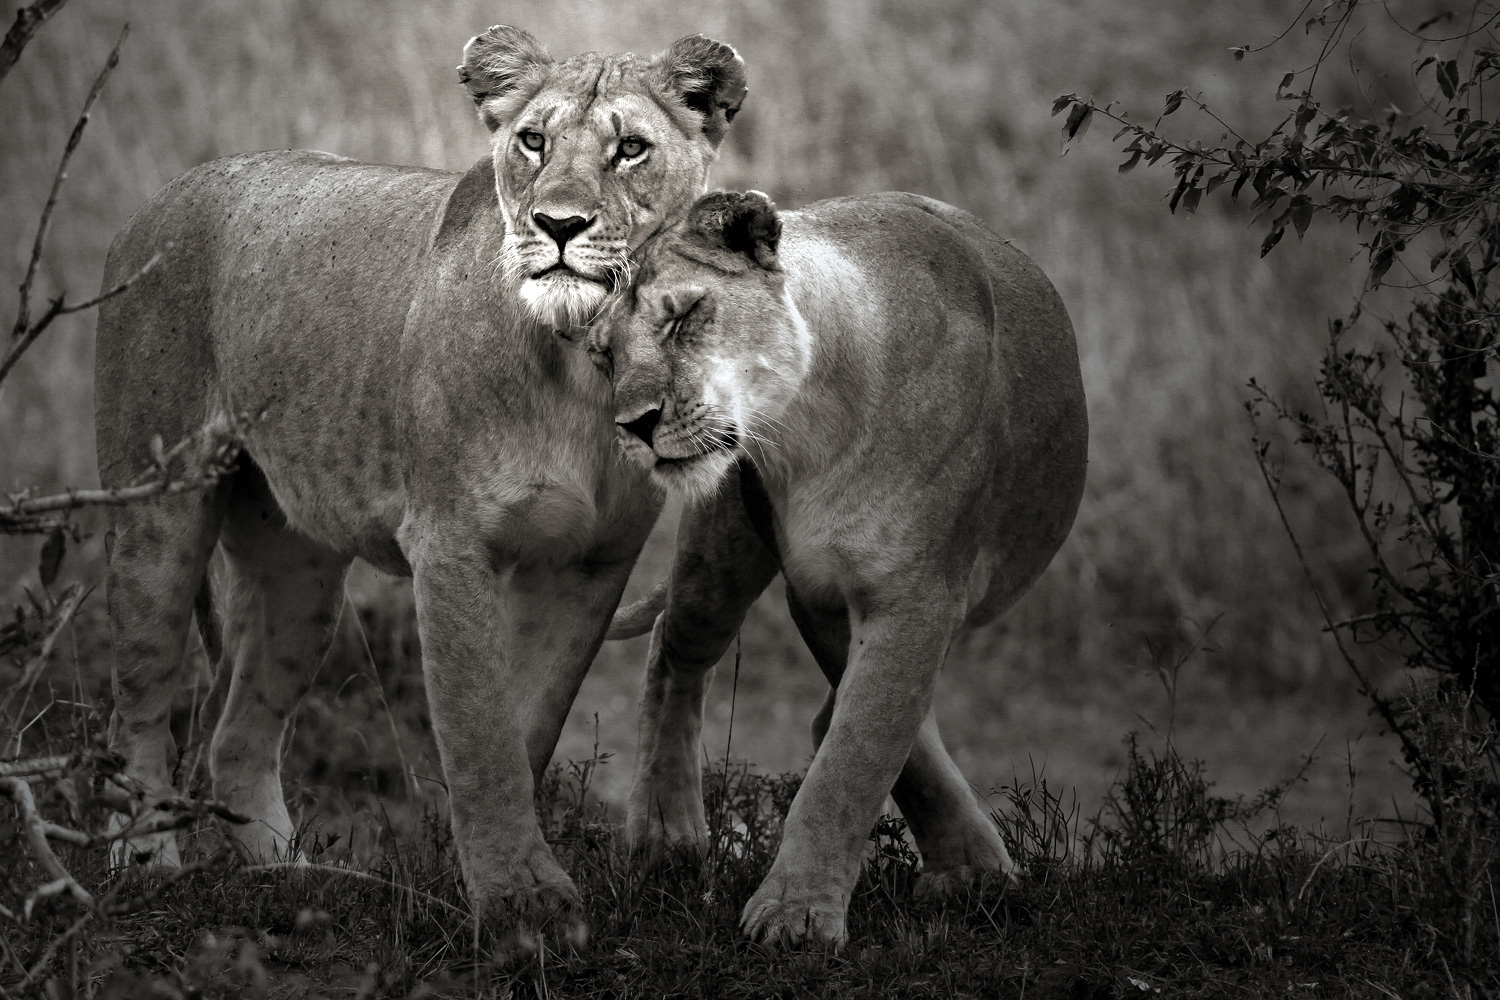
[0,412,246,535]
[0,754,71,778]
[11,22,127,343]
[0,0,67,85]
[0,252,160,388]
[2,583,82,724]
[0,777,93,909]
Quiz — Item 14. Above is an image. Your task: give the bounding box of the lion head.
[591,191,808,498]
[458,27,747,332]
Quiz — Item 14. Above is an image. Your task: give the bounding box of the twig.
[0,777,92,908]
[3,471,223,519]
[12,22,127,344]
[0,0,67,85]
[0,754,72,778]
[0,253,160,388]
[17,910,90,991]
[4,583,83,725]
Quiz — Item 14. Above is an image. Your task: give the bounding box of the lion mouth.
[652,428,739,468]
[530,261,608,285]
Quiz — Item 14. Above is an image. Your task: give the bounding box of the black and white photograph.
[1,0,1496,995]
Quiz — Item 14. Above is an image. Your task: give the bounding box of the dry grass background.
[1,0,1420,842]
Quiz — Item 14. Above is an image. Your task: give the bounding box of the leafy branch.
[1058,0,1500,863]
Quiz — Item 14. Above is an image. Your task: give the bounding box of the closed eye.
[661,295,705,343]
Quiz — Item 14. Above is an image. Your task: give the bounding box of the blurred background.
[1,0,1423,844]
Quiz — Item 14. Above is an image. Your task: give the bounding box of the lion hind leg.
[105,489,226,872]
[209,486,349,864]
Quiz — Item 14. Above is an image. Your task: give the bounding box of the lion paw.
[472,851,588,964]
[912,864,1013,901]
[739,877,847,949]
[107,813,181,875]
[626,788,708,871]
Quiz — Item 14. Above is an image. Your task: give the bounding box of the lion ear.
[651,34,747,147]
[458,25,553,131]
[691,191,780,270]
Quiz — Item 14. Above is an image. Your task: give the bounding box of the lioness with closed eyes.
[592,190,1088,946]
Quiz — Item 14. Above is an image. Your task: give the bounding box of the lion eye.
[518,130,545,153]
[617,136,650,160]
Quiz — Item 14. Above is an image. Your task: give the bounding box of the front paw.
[740,873,848,949]
[912,863,1014,900]
[107,810,182,875]
[626,790,708,870]
[471,846,588,963]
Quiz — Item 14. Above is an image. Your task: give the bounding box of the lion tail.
[606,577,668,640]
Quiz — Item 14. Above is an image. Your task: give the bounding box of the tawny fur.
[592,190,1088,947]
[94,26,745,948]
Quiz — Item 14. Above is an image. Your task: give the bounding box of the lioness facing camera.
[95,26,747,951]
[591,191,1088,946]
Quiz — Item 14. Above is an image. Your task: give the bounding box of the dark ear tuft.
[651,34,748,147]
[459,25,553,130]
[689,191,780,270]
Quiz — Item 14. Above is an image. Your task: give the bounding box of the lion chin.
[518,272,610,330]
[649,449,737,502]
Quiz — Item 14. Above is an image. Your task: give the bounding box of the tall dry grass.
[0,0,1408,820]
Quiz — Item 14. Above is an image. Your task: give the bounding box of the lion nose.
[619,407,662,448]
[533,212,594,250]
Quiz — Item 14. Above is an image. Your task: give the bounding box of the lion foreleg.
[411,548,585,955]
[626,478,777,865]
[740,597,962,948]
[501,558,643,779]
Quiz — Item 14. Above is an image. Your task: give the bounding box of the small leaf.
[1291,198,1314,238]
[1370,247,1394,285]
[1181,186,1203,214]
[1277,72,1295,93]
[39,528,66,588]
[1437,59,1459,100]
[1051,94,1077,117]
[1063,102,1092,142]
[1118,150,1143,174]
[1163,90,1184,116]
[1260,225,1285,257]
[1416,12,1451,32]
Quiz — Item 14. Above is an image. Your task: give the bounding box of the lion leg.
[409,540,593,957]
[105,488,225,871]
[626,478,778,865]
[789,589,1013,894]
[742,592,963,948]
[209,485,348,863]
[504,556,645,777]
